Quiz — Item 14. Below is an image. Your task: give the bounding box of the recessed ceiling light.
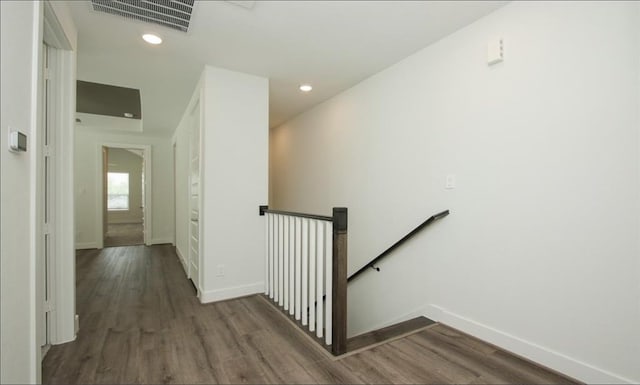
[142,33,162,45]
[123,112,134,118]
[299,84,313,92]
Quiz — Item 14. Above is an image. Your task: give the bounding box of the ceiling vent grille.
[91,0,195,32]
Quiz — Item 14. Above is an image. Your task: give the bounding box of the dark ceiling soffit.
[76,80,142,120]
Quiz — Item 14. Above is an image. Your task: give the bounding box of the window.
[107,172,129,210]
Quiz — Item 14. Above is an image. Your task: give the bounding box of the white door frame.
[96,143,152,248]
[40,0,77,347]
[188,100,202,293]
[172,141,177,248]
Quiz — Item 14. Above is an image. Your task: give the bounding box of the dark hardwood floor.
[43,245,578,384]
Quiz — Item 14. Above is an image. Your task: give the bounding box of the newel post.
[331,207,348,355]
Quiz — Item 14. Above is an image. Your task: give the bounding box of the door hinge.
[44,300,54,313]
[43,145,53,157]
[43,223,51,235]
[44,68,50,80]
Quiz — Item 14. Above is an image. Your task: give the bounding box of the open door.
[102,146,147,247]
[102,146,108,242]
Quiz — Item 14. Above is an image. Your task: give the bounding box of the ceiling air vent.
[91,0,195,33]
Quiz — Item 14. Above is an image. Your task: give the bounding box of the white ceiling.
[69,1,507,135]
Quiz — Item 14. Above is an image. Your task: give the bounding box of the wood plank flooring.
[43,245,579,384]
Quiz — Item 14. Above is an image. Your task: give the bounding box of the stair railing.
[259,206,348,355]
[347,210,449,282]
[259,206,449,355]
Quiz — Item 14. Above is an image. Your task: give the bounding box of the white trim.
[96,143,152,248]
[176,246,188,274]
[423,305,637,385]
[188,96,203,292]
[29,4,45,383]
[107,219,143,225]
[151,238,173,245]
[43,2,71,50]
[172,141,176,247]
[50,46,76,346]
[75,242,98,250]
[199,282,265,304]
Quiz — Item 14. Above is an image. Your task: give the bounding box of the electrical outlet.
[445,174,456,189]
[217,264,225,277]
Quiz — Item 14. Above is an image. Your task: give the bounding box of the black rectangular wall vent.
[91,0,195,33]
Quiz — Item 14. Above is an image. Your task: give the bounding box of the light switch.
[445,174,456,189]
[487,38,503,65]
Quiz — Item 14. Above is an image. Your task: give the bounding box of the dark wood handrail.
[260,205,333,222]
[347,210,450,283]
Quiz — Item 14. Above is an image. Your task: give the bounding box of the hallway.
[43,245,576,384]
[104,223,144,247]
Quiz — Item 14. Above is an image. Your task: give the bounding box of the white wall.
[75,128,174,248]
[270,2,639,384]
[0,2,42,382]
[173,66,269,302]
[106,148,144,224]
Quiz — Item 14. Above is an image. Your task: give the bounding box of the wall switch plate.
[445,174,456,189]
[8,130,27,152]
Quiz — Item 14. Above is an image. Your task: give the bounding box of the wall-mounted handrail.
[347,210,450,283]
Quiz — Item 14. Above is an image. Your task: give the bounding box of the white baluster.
[316,220,324,338]
[264,213,271,295]
[309,220,316,332]
[325,221,333,345]
[295,217,302,320]
[289,216,295,315]
[274,214,278,302]
[284,215,289,310]
[278,215,283,305]
[270,214,275,298]
[301,218,309,326]
[265,213,270,295]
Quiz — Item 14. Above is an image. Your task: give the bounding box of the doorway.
[98,144,152,248]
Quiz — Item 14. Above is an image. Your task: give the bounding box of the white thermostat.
[9,131,27,152]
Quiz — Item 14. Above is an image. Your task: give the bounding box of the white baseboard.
[199,282,265,304]
[150,238,173,245]
[423,305,636,384]
[107,220,143,225]
[75,242,98,250]
[175,246,188,275]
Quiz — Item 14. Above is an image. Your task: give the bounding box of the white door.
[140,154,146,244]
[189,101,201,292]
[40,43,55,353]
